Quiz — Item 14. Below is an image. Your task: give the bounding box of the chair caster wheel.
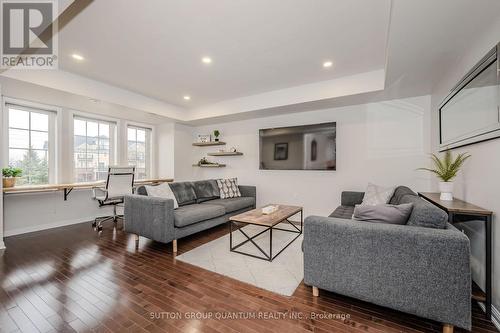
[97,225,103,232]
[92,221,97,228]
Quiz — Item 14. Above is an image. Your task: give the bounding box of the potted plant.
[418,151,470,201]
[2,166,23,188]
[213,130,220,142]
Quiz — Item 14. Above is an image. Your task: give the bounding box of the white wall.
[187,95,432,216]
[174,124,195,181]
[431,20,500,314]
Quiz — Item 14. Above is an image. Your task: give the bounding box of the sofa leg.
[312,286,319,297]
[442,324,453,333]
[172,239,177,254]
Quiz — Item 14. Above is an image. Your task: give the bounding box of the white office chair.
[92,166,135,231]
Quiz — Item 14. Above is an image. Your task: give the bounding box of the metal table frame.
[418,192,493,319]
[229,209,303,261]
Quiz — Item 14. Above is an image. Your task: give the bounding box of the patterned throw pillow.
[361,183,395,206]
[216,178,241,199]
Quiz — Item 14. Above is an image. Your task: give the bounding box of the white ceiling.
[58,0,391,108]
[3,0,500,123]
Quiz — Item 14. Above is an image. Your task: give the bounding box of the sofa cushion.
[399,194,448,229]
[173,204,225,227]
[361,183,395,205]
[329,205,355,219]
[136,185,148,196]
[169,182,197,206]
[353,203,413,225]
[193,180,220,203]
[202,197,255,213]
[216,178,241,199]
[389,186,417,205]
[144,183,179,208]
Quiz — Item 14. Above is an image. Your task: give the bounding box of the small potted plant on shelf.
[198,157,218,166]
[213,130,220,142]
[417,151,470,201]
[2,166,23,188]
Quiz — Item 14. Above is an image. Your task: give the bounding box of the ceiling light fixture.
[72,53,85,61]
[323,61,333,68]
[202,57,212,64]
[183,95,191,101]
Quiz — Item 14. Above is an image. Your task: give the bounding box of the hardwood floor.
[0,221,497,333]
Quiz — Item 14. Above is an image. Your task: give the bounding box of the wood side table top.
[230,204,302,227]
[418,192,492,215]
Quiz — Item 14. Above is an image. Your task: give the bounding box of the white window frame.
[2,98,59,184]
[71,113,117,182]
[126,124,153,179]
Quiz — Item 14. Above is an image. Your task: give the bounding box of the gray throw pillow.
[353,203,414,225]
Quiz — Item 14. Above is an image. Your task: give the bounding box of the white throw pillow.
[361,183,395,206]
[216,178,241,199]
[144,183,179,208]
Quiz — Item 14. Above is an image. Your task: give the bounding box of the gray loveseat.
[303,186,471,332]
[124,180,256,253]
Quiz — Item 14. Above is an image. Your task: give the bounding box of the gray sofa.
[303,186,471,332]
[124,180,256,253]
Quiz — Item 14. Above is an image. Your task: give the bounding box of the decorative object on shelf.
[207,150,243,156]
[2,166,22,188]
[262,205,279,215]
[417,151,470,201]
[230,147,237,153]
[213,130,220,142]
[198,134,211,143]
[193,164,226,167]
[193,157,226,167]
[192,141,226,146]
[274,143,288,160]
[197,157,216,165]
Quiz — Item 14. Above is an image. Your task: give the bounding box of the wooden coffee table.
[229,204,303,261]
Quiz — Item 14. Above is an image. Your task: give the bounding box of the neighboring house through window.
[73,117,116,182]
[5,103,56,185]
[127,126,151,179]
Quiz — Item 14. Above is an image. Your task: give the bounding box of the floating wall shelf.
[192,141,226,147]
[207,152,243,156]
[192,164,226,168]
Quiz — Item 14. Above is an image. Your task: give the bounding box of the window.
[6,104,55,185]
[127,126,151,179]
[73,117,115,182]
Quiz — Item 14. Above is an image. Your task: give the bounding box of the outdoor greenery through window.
[7,105,51,185]
[127,126,151,179]
[74,117,114,182]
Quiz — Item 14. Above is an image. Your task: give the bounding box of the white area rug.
[176,223,304,296]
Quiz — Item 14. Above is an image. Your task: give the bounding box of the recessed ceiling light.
[201,57,212,64]
[183,95,191,100]
[323,61,333,68]
[72,53,85,61]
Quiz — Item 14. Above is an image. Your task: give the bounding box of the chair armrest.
[303,216,471,330]
[92,186,107,200]
[340,191,364,206]
[238,185,256,199]
[124,194,175,244]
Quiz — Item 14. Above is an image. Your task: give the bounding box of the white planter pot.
[439,181,454,201]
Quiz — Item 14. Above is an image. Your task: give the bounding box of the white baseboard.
[478,302,500,331]
[4,217,97,237]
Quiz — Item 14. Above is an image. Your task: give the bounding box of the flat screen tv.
[259,122,336,171]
